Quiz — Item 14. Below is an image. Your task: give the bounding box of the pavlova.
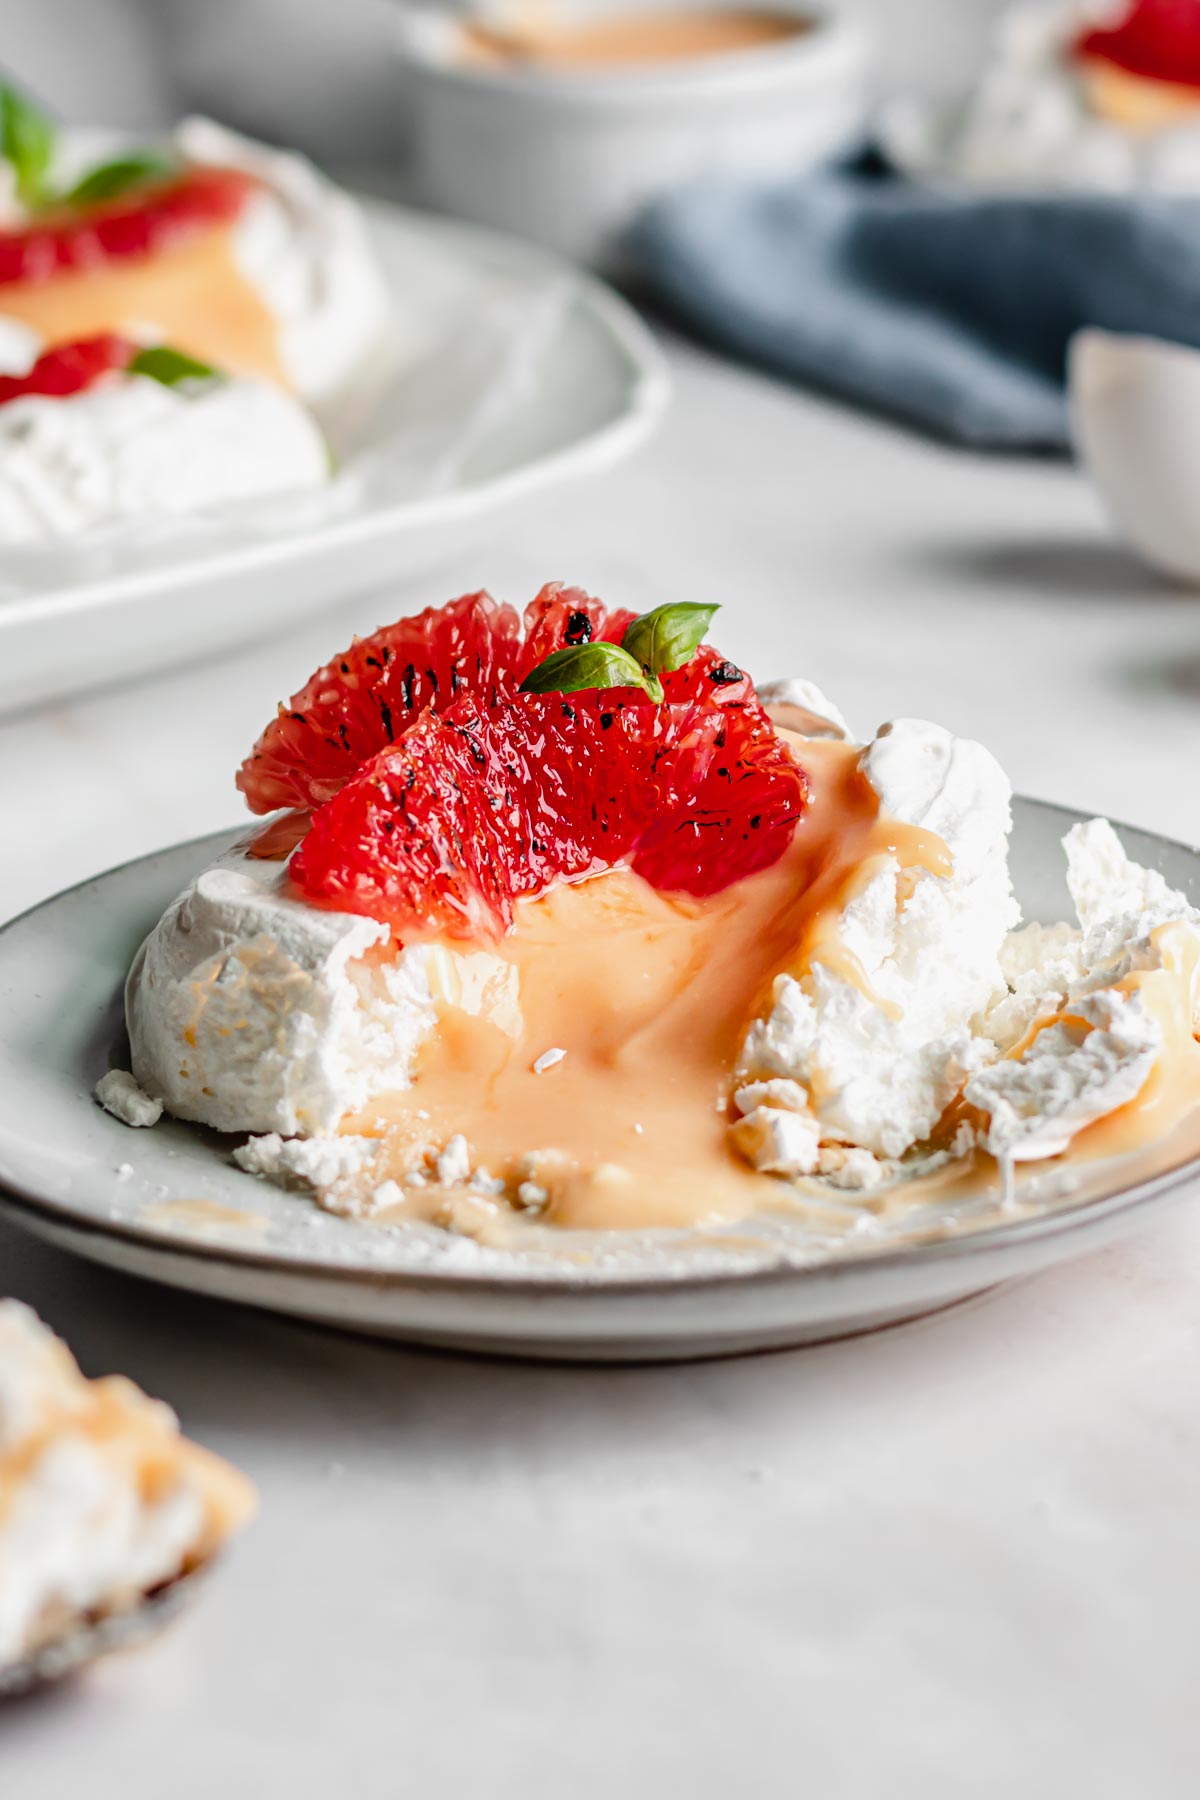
[0,80,386,541]
[0,1300,253,1681]
[95,585,1200,1235]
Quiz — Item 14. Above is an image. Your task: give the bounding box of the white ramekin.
[395,4,872,268]
[1071,329,1200,586]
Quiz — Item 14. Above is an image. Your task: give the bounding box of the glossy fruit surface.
[237,593,525,814]
[290,690,807,935]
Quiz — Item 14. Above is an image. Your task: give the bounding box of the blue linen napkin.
[628,146,1200,453]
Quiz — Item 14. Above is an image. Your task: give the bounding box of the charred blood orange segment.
[242,587,809,927]
[236,592,525,815]
[290,691,808,936]
[0,332,134,404]
[519,581,638,672]
[0,166,258,286]
[521,585,761,713]
[661,644,761,713]
[631,700,808,896]
[240,588,774,818]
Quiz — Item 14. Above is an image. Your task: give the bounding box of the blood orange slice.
[236,592,525,815]
[290,691,808,936]
[0,333,134,404]
[1075,0,1200,87]
[660,644,761,713]
[519,581,638,674]
[0,166,258,287]
[519,583,760,714]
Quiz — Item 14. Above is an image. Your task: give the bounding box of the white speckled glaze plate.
[2,802,1200,1362]
[0,201,668,716]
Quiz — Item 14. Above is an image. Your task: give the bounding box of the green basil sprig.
[518,600,719,703]
[621,601,718,686]
[127,346,221,388]
[519,641,662,703]
[0,82,55,207]
[65,150,177,207]
[0,76,175,214]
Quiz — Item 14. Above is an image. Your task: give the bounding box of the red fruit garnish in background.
[236,592,525,815]
[0,166,258,287]
[1075,0,1200,88]
[0,332,133,405]
[290,691,808,936]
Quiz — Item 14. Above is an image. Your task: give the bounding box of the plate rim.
[0,201,671,627]
[2,798,1200,1302]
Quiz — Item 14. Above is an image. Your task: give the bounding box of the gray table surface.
[3,329,1200,1796]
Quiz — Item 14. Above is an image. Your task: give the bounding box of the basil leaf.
[519,641,663,703]
[0,83,55,207]
[127,346,221,387]
[621,602,719,681]
[65,150,176,207]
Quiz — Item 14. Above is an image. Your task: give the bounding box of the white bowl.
[1070,328,1200,586]
[396,3,871,269]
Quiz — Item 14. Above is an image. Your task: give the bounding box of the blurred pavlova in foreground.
[99,585,1200,1235]
[886,0,1200,190]
[0,1302,254,1678]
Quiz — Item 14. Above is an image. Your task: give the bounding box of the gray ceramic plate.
[1,804,1199,1362]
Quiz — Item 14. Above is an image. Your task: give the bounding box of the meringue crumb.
[532,1047,567,1074]
[730,1106,820,1178]
[517,1181,548,1209]
[95,1069,163,1129]
[233,1132,379,1190]
[470,1168,507,1197]
[816,1145,890,1191]
[436,1134,472,1186]
[371,1180,405,1211]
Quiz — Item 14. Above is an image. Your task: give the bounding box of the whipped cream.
[0,318,40,377]
[0,1301,252,1668]
[0,365,330,542]
[758,676,853,742]
[884,3,1200,192]
[175,118,390,403]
